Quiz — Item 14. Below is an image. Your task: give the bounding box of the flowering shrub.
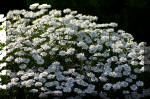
[0,3,145,98]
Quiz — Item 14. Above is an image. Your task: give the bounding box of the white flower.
[99,76,108,82]
[101,51,110,57]
[38,4,51,9]
[38,67,44,72]
[0,70,10,76]
[134,68,141,73]
[29,89,38,93]
[114,66,122,72]
[63,87,72,92]
[59,50,67,56]
[130,61,138,66]
[103,83,112,90]
[49,10,61,17]
[138,55,144,60]
[76,79,88,86]
[0,30,6,43]
[52,90,63,96]
[41,44,51,50]
[25,79,35,87]
[74,88,83,93]
[112,83,121,90]
[120,81,128,87]
[0,14,6,22]
[29,3,39,10]
[11,78,19,82]
[125,78,133,83]
[47,74,55,79]
[14,57,30,64]
[113,48,123,53]
[76,53,87,60]
[123,64,131,71]
[59,40,67,45]
[77,41,88,49]
[39,78,46,83]
[139,60,144,65]
[130,74,137,79]
[0,49,6,61]
[19,64,27,70]
[89,56,97,60]
[15,51,25,56]
[87,72,95,78]
[63,8,71,13]
[52,61,60,66]
[123,71,131,76]
[0,84,7,89]
[0,62,6,70]
[84,84,95,93]
[68,69,75,74]
[40,52,47,57]
[37,59,44,64]
[130,84,138,91]
[101,36,109,42]
[27,72,35,77]
[140,66,144,72]
[45,82,55,87]
[136,81,144,87]
[128,52,137,59]
[110,56,118,62]
[93,53,102,57]
[17,71,24,76]
[90,77,98,82]
[119,57,127,62]
[56,74,66,81]
[89,45,97,53]
[109,22,118,27]
[39,71,48,77]
[32,54,44,64]
[6,56,14,62]
[109,72,118,77]
[66,48,75,55]
[35,82,43,87]
[21,74,29,80]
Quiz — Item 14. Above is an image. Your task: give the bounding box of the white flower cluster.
[0,3,145,97]
[0,14,6,44]
[0,14,6,88]
[0,14,6,23]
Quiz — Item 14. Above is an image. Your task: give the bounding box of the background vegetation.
[0,0,150,45]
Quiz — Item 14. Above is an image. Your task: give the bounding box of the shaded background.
[0,0,150,45]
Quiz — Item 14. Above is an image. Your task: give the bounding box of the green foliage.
[0,43,5,50]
